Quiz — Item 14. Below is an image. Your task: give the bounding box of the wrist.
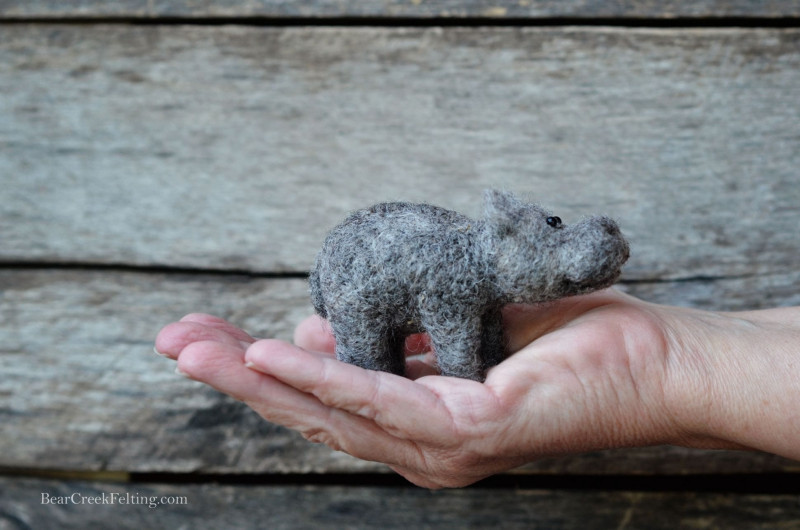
[658,304,800,458]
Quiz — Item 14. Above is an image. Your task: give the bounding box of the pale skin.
[154,289,800,489]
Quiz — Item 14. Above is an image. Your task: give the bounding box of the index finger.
[244,339,458,446]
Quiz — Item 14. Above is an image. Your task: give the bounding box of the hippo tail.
[308,264,328,319]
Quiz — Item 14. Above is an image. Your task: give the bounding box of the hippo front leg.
[478,306,507,372]
[425,306,506,382]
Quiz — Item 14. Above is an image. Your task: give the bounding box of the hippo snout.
[558,216,630,291]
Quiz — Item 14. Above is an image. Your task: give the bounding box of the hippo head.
[481,190,630,303]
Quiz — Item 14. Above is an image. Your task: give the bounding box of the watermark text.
[42,491,187,509]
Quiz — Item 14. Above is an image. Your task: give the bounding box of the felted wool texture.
[309,190,630,382]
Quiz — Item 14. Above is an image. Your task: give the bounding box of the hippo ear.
[483,189,524,232]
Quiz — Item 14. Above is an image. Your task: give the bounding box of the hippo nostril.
[600,218,620,236]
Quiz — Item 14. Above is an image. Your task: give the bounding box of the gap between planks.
[0,261,309,280]
[1,15,800,28]
[3,468,800,494]
[0,261,793,286]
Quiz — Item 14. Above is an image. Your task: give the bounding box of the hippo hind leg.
[329,315,406,376]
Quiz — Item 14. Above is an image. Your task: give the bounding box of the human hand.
[154,289,800,488]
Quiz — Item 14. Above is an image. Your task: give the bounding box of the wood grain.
[2,6,799,522]
[3,477,800,530]
[1,1,798,19]
[2,269,799,475]
[2,25,799,280]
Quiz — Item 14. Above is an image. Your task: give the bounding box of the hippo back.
[310,201,487,322]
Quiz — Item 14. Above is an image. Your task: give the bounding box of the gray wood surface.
[2,16,800,526]
[2,25,800,280]
[1,0,798,19]
[3,477,800,530]
[2,268,799,475]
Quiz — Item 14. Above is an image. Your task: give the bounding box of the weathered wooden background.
[2,1,800,528]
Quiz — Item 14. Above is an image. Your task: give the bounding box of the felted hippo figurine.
[309,189,630,382]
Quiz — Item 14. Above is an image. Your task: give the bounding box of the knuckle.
[352,402,380,422]
[434,476,470,489]
[427,450,484,487]
[299,426,342,452]
[324,370,382,422]
[425,467,477,489]
[441,453,475,476]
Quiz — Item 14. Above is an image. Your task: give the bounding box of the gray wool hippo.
[309,190,630,382]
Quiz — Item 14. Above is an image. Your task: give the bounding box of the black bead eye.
[546,216,562,228]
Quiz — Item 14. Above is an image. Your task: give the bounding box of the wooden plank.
[2,25,800,279]
[1,1,799,19]
[2,269,800,475]
[0,270,328,474]
[3,477,800,530]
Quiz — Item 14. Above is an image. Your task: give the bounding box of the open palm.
[156,289,679,488]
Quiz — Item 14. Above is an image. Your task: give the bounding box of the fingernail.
[244,361,267,374]
[174,365,190,378]
[153,346,169,357]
